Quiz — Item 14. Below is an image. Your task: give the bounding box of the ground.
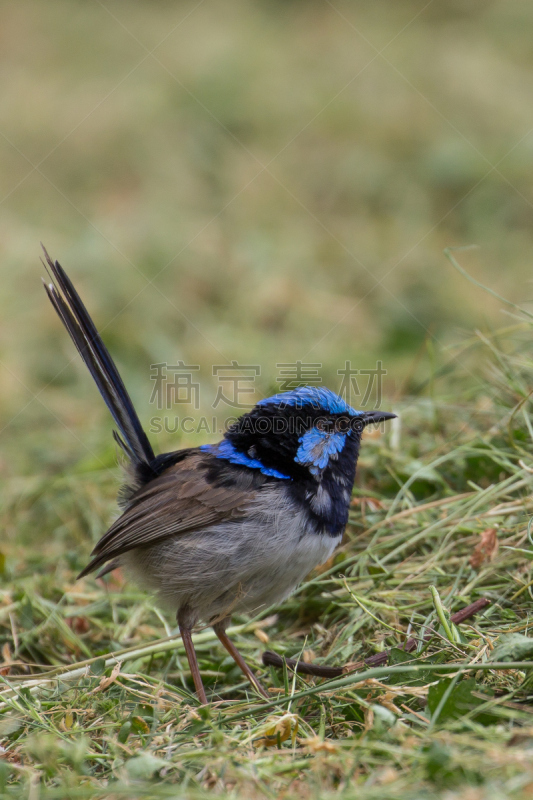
[3,2,533,797]
[2,309,533,798]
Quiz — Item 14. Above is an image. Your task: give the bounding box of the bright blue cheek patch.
[295,428,347,475]
[201,441,291,480]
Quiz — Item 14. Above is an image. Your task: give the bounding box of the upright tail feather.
[41,246,155,466]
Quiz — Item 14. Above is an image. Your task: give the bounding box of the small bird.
[42,248,396,703]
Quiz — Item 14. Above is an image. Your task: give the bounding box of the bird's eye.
[316,418,332,433]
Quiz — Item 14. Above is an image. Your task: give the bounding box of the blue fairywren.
[42,248,396,703]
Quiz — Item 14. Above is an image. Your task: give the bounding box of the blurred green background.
[2,0,533,475]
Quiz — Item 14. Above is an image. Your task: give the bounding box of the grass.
[3,302,533,798]
[3,1,533,796]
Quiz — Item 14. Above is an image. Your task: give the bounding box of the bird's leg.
[178,613,207,704]
[213,618,269,699]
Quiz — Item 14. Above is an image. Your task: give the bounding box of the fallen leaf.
[87,661,121,695]
[131,716,150,734]
[253,713,299,748]
[62,711,74,730]
[67,616,90,634]
[470,528,498,569]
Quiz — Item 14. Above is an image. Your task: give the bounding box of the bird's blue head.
[209,386,396,483]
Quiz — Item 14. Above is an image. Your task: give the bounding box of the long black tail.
[41,246,155,466]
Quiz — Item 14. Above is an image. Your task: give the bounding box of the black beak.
[362,410,397,426]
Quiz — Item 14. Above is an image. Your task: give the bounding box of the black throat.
[287,433,360,537]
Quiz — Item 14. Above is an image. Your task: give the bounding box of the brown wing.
[78,451,255,578]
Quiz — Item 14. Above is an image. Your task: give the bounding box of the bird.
[41,247,396,703]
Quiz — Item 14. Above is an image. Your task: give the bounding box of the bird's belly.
[121,488,341,624]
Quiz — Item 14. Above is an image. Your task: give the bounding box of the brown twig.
[262,597,491,678]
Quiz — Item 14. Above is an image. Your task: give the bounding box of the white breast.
[122,484,342,625]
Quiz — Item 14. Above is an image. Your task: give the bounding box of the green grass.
[4,1,533,796]
[3,309,533,798]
